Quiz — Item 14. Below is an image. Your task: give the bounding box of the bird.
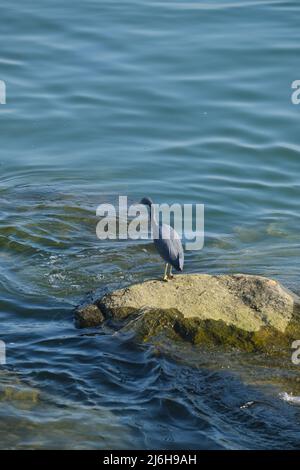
[140,197,184,281]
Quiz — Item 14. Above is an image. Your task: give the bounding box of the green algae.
[121,307,300,357]
[122,308,183,343]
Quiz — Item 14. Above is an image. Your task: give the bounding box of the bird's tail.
[178,255,184,271]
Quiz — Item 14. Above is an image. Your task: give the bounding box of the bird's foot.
[167,274,174,280]
[163,275,169,282]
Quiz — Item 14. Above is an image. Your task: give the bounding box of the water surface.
[1,0,300,449]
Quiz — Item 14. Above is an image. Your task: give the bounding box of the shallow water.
[1,0,300,449]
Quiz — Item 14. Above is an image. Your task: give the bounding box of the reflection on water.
[1,0,300,449]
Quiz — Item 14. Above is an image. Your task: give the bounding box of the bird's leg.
[168,265,174,279]
[163,263,169,282]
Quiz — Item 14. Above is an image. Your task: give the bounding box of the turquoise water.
[1,0,300,449]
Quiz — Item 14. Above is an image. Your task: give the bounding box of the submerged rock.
[0,370,39,405]
[75,274,300,353]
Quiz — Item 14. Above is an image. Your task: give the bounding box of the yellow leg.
[168,265,174,279]
[163,263,169,281]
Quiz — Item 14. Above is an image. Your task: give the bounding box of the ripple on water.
[1,0,300,449]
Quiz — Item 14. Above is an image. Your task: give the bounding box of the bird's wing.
[160,224,184,270]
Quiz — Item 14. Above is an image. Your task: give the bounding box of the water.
[1,0,300,449]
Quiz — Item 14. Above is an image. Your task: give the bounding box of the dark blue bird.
[140,197,184,281]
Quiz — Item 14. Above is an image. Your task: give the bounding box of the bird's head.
[140,197,154,209]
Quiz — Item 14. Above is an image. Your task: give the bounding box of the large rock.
[75,274,300,353]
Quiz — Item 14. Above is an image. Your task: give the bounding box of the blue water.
[1,0,300,449]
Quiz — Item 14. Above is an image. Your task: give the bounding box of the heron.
[140,197,184,281]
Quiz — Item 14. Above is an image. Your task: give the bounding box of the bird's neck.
[150,206,159,237]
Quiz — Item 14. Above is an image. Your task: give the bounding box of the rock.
[1,384,39,403]
[75,274,300,353]
[0,370,39,406]
[75,304,105,328]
